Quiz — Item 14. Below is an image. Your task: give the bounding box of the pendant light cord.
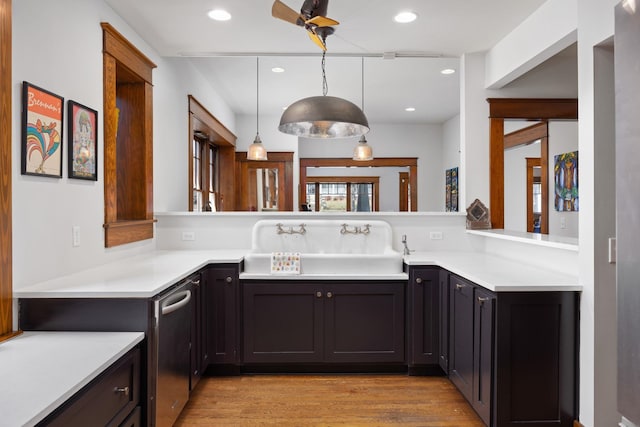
[321,50,328,96]
[256,56,260,135]
[361,56,365,111]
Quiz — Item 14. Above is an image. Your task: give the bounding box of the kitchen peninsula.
[12,242,580,427]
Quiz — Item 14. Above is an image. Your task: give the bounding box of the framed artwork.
[21,82,64,178]
[554,151,578,211]
[445,167,458,212]
[68,100,98,180]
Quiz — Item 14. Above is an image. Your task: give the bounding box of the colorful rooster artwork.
[26,119,61,174]
[21,82,64,177]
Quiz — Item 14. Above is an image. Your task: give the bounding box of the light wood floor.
[175,374,485,426]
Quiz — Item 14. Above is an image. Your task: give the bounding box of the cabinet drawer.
[39,347,141,427]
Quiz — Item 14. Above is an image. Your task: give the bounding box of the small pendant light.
[353,57,373,161]
[247,57,268,160]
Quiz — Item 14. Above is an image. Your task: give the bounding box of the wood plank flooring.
[175,374,485,426]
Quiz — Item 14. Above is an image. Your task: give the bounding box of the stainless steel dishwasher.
[153,275,194,427]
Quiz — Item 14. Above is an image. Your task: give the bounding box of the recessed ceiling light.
[394,11,417,23]
[272,67,285,73]
[405,107,416,112]
[441,68,456,75]
[208,9,231,21]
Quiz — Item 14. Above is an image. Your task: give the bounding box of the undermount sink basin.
[243,219,404,275]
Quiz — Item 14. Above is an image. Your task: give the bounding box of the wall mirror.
[188,56,461,212]
[489,98,578,237]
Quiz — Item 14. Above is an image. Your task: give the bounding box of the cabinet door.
[408,268,440,366]
[243,282,323,364]
[324,281,405,363]
[206,265,239,364]
[190,273,203,391]
[473,286,495,426]
[448,275,475,402]
[438,269,450,373]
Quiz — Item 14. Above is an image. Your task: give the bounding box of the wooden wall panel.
[0,0,17,341]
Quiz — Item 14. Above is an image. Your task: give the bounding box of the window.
[188,96,237,212]
[192,133,218,211]
[304,177,379,212]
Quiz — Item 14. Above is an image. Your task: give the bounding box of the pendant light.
[278,37,369,139]
[353,57,373,160]
[247,57,268,160]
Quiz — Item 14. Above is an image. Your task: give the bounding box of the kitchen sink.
[243,219,404,275]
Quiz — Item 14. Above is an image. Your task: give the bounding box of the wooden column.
[0,0,18,342]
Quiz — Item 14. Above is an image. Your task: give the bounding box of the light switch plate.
[609,237,616,264]
[182,231,196,241]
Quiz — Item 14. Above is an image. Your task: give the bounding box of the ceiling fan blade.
[308,30,327,51]
[272,0,302,25]
[306,15,339,27]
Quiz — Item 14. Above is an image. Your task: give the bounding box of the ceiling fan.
[272,0,339,51]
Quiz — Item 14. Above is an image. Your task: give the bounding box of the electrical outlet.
[560,216,566,229]
[429,231,443,240]
[72,226,80,247]
[182,231,196,241]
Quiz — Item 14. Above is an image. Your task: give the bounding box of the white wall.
[11,0,237,287]
[503,142,541,231]
[548,121,579,237]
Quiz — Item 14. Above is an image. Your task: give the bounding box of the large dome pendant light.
[353,57,373,161]
[278,33,369,138]
[247,57,268,160]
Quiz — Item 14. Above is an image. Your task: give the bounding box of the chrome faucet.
[402,235,413,256]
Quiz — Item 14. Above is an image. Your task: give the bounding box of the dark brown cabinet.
[447,273,577,427]
[448,275,476,402]
[205,264,240,365]
[407,267,440,367]
[189,273,203,391]
[438,269,450,373]
[38,346,141,427]
[242,280,405,365]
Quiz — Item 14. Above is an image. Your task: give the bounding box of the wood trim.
[299,157,418,212]
[487,98,578,119]
[235,152,294,211]
[188,96,237,146]
[526,158,541,233]
[489,118,505,229]
[504,121,548,149]
[103,220,156,248]
[101,23,156,84]
[0,0,13,340]
[573,421,585,427]
[102,23,155,247]
[488,99,572,232]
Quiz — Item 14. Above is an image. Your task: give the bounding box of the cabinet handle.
[114,386,130,396]
[327,291,333,298]
[415,277,423,284]
[316,291,323,298]
[455,283,466,290]
[477,296,490,304]
[225,276,233,283]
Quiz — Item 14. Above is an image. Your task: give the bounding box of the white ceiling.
[105,0,547,125]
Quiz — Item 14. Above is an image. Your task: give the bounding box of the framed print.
[21,82,64,177]
[68,100,98,180]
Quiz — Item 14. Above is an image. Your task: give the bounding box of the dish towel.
[271,252,301,274]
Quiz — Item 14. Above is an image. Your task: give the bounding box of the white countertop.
[13,249,581,298]
[14,250,247,299]
[405,251,580,292]
[0,331,144,427]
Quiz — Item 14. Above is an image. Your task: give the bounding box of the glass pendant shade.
[353,134,373,161]
[247,134,268,160]
[279,96,369,138]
